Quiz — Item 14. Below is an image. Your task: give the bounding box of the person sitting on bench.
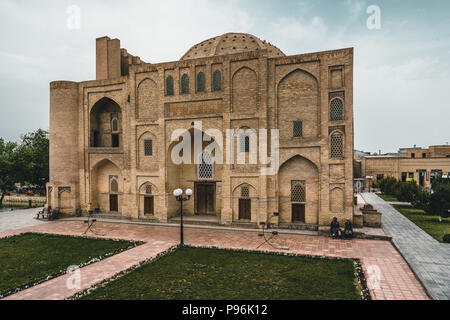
[330,217,341,239]
[343,218,354,239]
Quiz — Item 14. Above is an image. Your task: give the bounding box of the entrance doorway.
[144,196,154,215]
[292,204,305,223]
[109,194,118,212]
[239,198,251,220]
[195,183,215,215]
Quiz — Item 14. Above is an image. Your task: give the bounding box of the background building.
[356,145,450,190]
[48,33,354,228]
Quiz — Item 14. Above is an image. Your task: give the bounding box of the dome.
[181,33,285,60]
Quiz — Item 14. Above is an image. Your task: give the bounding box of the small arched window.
[213,70,222,91]
[198,152,213,179]
[197,72,206,92]
[330,133,344,158]
[330,98,344,121]
[181,74,189,94]
[110,179,118,193]
[241,186,250,198]
[111,113,119,132]
[291,181,306,202]
[240,135,250,153]
[166,75,174,96]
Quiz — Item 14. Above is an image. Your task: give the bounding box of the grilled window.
[166,75,174,96]
[291,181,306,202]
[293,121,303,137]
[241,186,249,198]
[144,139,153,156]
[198,152,213,179]
[181,74,189,94]
[110,178,118,193]
[330,98,344,121]
[197,72,206,92]
[330,134,344,158]
[213,70,222,91]
[145,185,152,194]
[239,135,250,153]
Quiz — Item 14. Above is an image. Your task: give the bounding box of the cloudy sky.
[0,0,449,153]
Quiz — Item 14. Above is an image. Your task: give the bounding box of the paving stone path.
[361,192,450,300]
[0,207,44,233]
[1,219,428,300]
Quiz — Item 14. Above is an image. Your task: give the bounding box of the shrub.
[394,181,420,203]
[443,234,450,243]
[379,177,398,195]
[428,183,450,218]
[412,189,431,212]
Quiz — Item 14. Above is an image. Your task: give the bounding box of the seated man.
[330,217,341,239]
[343,218,354,239]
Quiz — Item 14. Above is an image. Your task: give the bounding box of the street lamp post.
[173,188,192,246]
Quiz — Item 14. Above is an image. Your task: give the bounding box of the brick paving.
[361,193,450,300]
[0,219,428,300]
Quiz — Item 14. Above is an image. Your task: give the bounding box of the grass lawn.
[78,246,362,300]
[0,233,141,297]
[377,194,399,202]
[393,205,450,242]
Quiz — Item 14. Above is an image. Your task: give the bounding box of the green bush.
[394,181,420,203]
[379,177,398,195]
[443,234,450,243]
[412,189,431,212]
[428,183,450,218]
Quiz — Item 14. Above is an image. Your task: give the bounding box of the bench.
[36,208,50,220]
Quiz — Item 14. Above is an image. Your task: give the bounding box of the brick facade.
[48,33,354,228]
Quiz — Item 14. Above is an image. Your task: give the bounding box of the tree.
[0,138,18,207]
[395,181,420,203]
[428,183,450,218]
[16,129,49,193]
[379,177,398,195]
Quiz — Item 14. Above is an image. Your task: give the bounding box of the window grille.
[111,118,118,132]
[293,121,303,137]
[144,139,153,156]
[239,135,250,153]
[330,134,344,158]
[330,98,344,121]
[291,181,306,202]
[241,186,250,198]
[198,152,213,179]
[110,179,118,193]
[145,185,152,194]
[166,76,174,96]
[197,72,206,92]
[181,74,189,94]
[213,70,222,91]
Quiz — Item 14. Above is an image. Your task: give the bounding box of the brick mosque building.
[47,33,354,229]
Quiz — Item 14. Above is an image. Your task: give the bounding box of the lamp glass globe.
[186,188,193,196]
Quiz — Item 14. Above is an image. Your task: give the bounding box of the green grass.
[393,205,450,242]
[0,233,141,297]
[79,246,362,300]
[377,194,398,202]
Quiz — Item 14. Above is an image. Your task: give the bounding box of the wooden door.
[239,198,251,220]
[144,196,154,215]
[110,194,118,212]
[292,204,305,223]
[196,183,215,215]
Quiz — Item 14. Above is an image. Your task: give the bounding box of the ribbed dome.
[181,33,285,60]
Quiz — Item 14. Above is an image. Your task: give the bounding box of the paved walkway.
[361,192,450,300]
[0,207,44,233]
[1,220,428,300]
